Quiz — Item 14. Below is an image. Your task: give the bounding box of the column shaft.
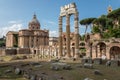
[66,14,71,58]
[74,12,79,58]
[59,16,63,57]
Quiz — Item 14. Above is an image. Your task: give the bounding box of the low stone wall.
[17,48,30,54]
[5,49,17,55]
[0,48,6,56]
[0,48,31,56]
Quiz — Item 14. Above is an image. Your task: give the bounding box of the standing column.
[59,16,63,58]
[34,36,37,47]
[74,12,79,58]
[66,14,71,58]
[29,36,31,48]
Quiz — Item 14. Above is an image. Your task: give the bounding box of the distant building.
[6,14,49,49]
[6,31,18,48]
[18,14,49,48]
[49,37,58,46]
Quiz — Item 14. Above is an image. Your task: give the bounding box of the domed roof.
[29,14,40,25]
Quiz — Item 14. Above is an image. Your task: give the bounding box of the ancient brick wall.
[0,49,6,56]
[17,48,30,54]
[5,49,17,55]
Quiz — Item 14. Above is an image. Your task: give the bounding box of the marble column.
[66,14,71,58]
[59,16,63,58]
[74,12,79,58]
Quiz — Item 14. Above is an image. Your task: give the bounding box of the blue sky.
[0,0,120,37]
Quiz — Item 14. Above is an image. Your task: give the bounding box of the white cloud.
[49,30,58,37]
[8,20,22,24]
[8,21,17,24]
[0,22,23,38]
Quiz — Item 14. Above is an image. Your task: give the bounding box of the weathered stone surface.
[4,69,12,74]
[23,73,30,79]
[83,63,93,69]
[102,60,108,65]
[29,62,42,67]
[30,75,37,80]
[76,64,83,68]
[93,58,102,64]
[15,68,22,75]
[106,60,111,66]
[110,60,119,67]
[81,58,93,64]
[49,59,59,63]
[81,59,87,64]
[37,76,44,80]
[51,65,60,71]
[63,65,71,70]
[57,76,64,80]
[94,70,102,75]
[84,78,93,80]
[21,63,29,67]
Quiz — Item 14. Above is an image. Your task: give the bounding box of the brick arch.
[79,42,85,46]
[95,42,107,58]
[94,41,106,46]
[109,44,120,60]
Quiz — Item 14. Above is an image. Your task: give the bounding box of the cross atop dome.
[33,13,37,19]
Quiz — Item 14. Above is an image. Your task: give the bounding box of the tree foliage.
[80,18,96,25]
[80,18,96,34]
[107,8,120,19]
[80,8,120,39]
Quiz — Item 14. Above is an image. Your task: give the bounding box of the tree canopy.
[80,8,120,39]
[80,18,96,25]
[107,8,120,19]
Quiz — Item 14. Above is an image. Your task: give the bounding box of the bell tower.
[107,5,112,14]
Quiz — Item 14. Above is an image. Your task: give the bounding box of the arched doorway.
[110,46,120,60]
[96,42,106,58]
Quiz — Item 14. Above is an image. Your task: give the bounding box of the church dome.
[28,14,40,30]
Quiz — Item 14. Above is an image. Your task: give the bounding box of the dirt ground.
[0,59,120,80]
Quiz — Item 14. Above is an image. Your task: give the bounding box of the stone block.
[94,70,102,75]
[50,65,60,71]
[15,68,22,75]
[83,63,93,69]
[4,69,12,74]
[62,65,72,70]
[84,78,93,80]
[106,60,111,66]
[81,58,93,64]
[102,60,108,65]
[110,60,119,67]
[93,58,102,65]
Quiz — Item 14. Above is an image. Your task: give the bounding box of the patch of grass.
[1,56,13,61]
